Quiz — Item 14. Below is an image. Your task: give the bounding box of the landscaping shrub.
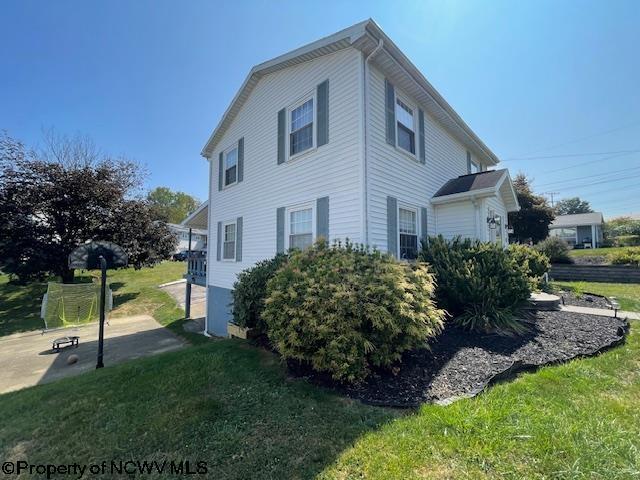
[263,240,445,383]
[419,236,532,334]
[535,237,573,264]
[508,244,550,290]
[610,247,640,266]
[231,253,288,334]
[615,235,640,247]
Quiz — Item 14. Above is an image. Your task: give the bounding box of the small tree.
[555,197,593,215]
[147,187,200,224]
[0,131,176,283]
[508,173,555,244]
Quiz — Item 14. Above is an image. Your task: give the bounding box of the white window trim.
[221,219,237,262]
[394,91,418,161]
[397,203,420,260]
[286,91,317,162]
[222,143,239,189]
[469,160,480,174]
[285,201,316,250]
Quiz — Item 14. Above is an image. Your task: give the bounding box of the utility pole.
[545,192,559,208]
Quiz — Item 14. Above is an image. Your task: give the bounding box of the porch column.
[591,224,597,248]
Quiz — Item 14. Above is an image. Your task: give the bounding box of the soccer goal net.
[41,282,112,330]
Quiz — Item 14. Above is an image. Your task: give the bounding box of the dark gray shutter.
[387,196,397,257]
[237,137,244,183]
[236,216,243,261]
[420,207,428,247]
[218,152,224,190]
[277,109,286,164]
[418,109,426,164]
[385,79,396,146]
[466,151,472,174]
[316,196,329,240]
[216,221,222,261]
[276,207,285,253]
[317,80,329,147]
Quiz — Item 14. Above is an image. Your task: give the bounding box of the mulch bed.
[559,290,611,309]
[572,256,609,265]
[287,311,629,408]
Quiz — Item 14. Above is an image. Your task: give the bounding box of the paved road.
[0,315,185,394]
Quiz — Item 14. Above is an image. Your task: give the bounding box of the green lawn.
[553,281,640,312]
[0,323,638,478]
[2,263,640,477]
[0,262,196,340]
[569,247,630,258]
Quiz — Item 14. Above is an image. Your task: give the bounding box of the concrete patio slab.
[0,315,186,394]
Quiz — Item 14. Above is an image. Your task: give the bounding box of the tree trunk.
[61,268,75,284]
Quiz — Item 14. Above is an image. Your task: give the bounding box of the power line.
[535,166,640,189]
[549,173,640,192]
[506,120,640,158]
[545,151,638,173]
[503,149,640,162]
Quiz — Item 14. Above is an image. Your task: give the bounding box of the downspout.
[363,38,383,246]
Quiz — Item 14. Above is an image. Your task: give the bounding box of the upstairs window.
[288,206,313,250]
[398,207,418,260]
[223,221,236,260]
[290,98,314,156]
[396,97,415,155]
[224,146,238,187]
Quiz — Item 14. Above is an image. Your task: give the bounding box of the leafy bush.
[263,240,445,383]
[508,244,550,289]
[615,235,640,247]
[419,236,532,334]
[610,247,640,266]
[535,237,573,264]
[231,253,288,334]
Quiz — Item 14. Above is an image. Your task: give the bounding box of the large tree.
[0,131,176,283]
[508,173,556,244]
[555,197,593,215]
[147,187,199,224]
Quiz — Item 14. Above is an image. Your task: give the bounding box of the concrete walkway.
[560,305,640,320]
[160,279,206,319]
[0,315,186,394]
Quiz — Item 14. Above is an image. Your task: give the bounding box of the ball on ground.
[67,354,79,365]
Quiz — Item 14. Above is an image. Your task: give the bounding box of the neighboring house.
[188,19,520,336]
[167,222,207,253]
[548,212,604,248]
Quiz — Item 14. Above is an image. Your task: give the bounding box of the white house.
[166,223,207,253]
[190,19,520,336]
[549,212,604,248]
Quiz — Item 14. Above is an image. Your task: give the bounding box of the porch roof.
[432,169,520,212]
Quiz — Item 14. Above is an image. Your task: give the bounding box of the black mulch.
[559,290,611,309]
[287,311,629,408]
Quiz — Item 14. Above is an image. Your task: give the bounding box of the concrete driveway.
[0,315,185,394]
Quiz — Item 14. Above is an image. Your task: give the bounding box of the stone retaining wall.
[550,264,640,283]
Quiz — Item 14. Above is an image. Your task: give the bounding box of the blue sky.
[1,0,639,217]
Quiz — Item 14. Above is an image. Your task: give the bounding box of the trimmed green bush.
[615,235,640,247]
[231,253,288,334]
[508,244,550,289]
[610,247,640,266]
[419,236,532,334]
[263,240,445,383]
[535,237,573,264]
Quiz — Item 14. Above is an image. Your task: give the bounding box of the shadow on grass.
[0,279,47,337]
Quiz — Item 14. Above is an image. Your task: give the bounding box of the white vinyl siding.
[485,195,508,247]
[209,48,363,288]
[366,65,483,252]
[434,201,477,240]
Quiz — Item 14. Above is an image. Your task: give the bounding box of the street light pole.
[96,255,107,369]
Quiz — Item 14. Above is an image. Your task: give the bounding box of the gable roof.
[432,169,520,212]
[200,19,500,166]
[551,212,604,227]
[181,200,209,230]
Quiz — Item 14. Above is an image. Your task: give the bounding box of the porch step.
[527,292,561,311]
